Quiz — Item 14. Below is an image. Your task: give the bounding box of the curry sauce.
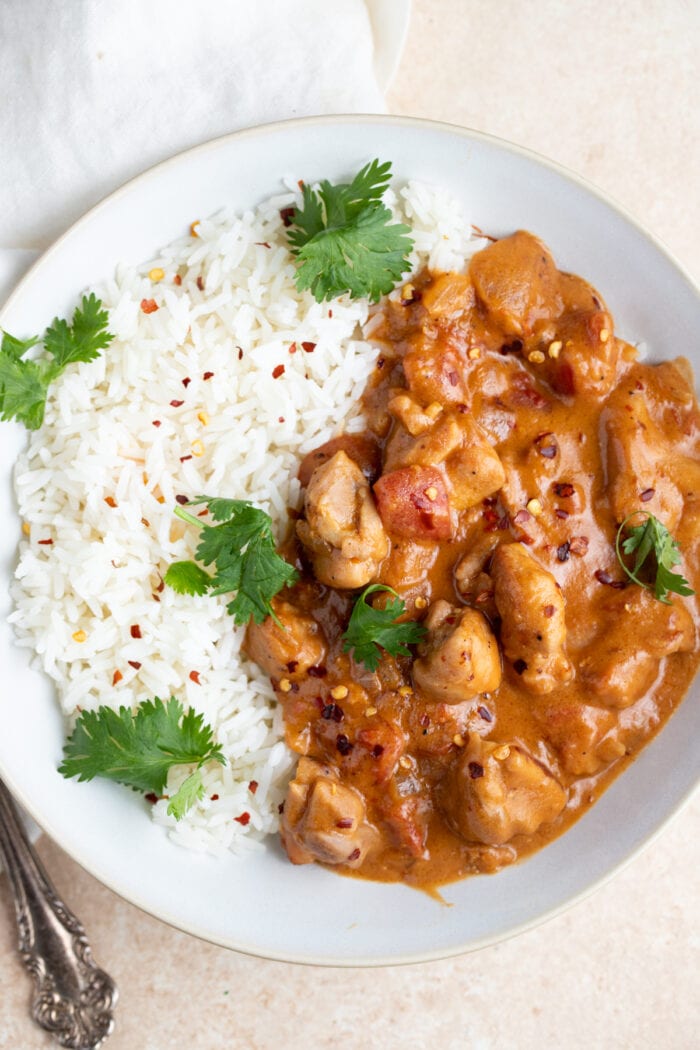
[245,230,700,889]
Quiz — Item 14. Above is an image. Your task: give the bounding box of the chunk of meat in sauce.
[280,757,377,867]
[439,736,567,846]
[385,409,506,512]
[297,450,389,588]
[298,433,381,488]
[412,599,502,703]
[491,543,572,694]
[244,599,326,680]
[469,231,562,338]
[579,590,695,708]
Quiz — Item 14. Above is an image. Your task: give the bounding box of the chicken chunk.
[385,410,505,512]
[297,451,389,588]
[491,543,572,694]
[412,600,502,704]
[439,736,567,846]
[469,231,562,338]
[579,590,696,708]
[244,599,326,680]
[280,757,377,867]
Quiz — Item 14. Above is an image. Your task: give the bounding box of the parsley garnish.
[286,159,414,303]
[58,697,225,820]
[165,496,298,625]
[0,294,113,430]
[615,511,695,605]
[342,584,427,671]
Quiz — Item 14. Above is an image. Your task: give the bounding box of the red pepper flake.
[173,274,182,286]
[203,371,214,381]
[140,298,158,314]
[141,517,150,527]
[448,371,459,386]
[189,670,201,684]
[371,744,385,758]
[543,605,556,618]
[336,818,353,829]
[196,275,205,291]
[145,792,159,804]
[234,812,251,826]
[182,377,192,388]
[328,309,333,318]
[130,625,142,639]
[237,347,244,360]
[468,762,485,780]
[175,494,189,505]
[280,206,295,227]
[197,508,208,517]
[569,535,589,556]
[322,703,344,723]
[286,660,299,673]
[156,577,165,593]
[477,706,492,722]
[557,541,571,562]
[555,508,569,520]
[104,496,117,508]
[640,488,656,502]
[594,569,624,589]
[553,482,575,498]
[347,848,361,862]
[336,733,353,756]
[210,794,219,801]
[152,420,162,428]
[170,399,184,408]
[307,665,327,678]
[112,669,123,685]
[255,241,271,249]
[500,339,523,355]
[278,802,285,814]
[128,660,142,670]
[272,364,285,379]
[301,341,316,353]
[287,343,297,357]
[278,416,285,423]
[38,538,53,545]
[249,781,259,795]
[513,658,528,675]
[376,357,385,370]
[419,713,431,728]
[179,454,193,462]
[513,509,532,525]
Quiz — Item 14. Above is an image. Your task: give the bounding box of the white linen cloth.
[0,0,385,256]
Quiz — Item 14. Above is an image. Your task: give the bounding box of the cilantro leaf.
[0,294,113,431]
[342,583,427,671]
[287,159,413,303]
[58,697,225,819]
[168,497,298,625]
[44,293,113,370]
[615,512,695,604]
[167,770,206,820]
[164,560,213,596]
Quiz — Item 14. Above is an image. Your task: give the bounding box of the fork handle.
[0,779,117,1049]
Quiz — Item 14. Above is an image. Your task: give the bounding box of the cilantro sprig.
[342,584,427,672]
[165,496,298,625]
[615,511,695,605]
[287,159,414,303]
[0,294,113,430]
[58,697,225,820]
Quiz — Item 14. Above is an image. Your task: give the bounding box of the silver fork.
[0,779,118,1049]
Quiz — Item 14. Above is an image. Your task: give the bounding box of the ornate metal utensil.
[0,779,117,1048]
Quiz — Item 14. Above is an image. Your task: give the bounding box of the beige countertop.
[1,2,698,1047]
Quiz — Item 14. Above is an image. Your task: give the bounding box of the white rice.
[9,177,486,856]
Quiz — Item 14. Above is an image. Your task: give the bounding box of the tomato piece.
[374,466,452,540]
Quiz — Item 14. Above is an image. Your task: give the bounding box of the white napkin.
[0,0,386,253]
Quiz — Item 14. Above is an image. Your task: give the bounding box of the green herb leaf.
[59,697,225,819]
[168,497,298,625]
[0,294,113,430]
[164,560,213,596]
[167,769,206,819]
[342,583,427,671]
[287,159,413,303]
[615,512,695,604]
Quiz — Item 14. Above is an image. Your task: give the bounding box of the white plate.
[1,116,699,965]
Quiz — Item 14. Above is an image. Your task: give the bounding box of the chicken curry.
[245,230,700,889]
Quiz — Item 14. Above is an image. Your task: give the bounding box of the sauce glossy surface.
[245,231,700,889]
